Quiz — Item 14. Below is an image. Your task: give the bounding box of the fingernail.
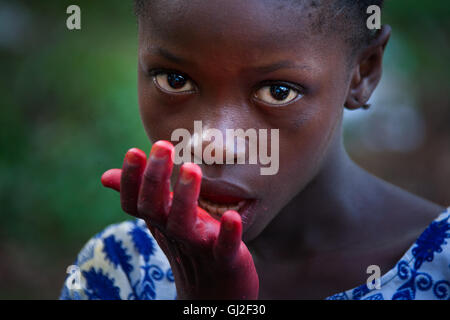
[126,149,142,165]
[150,144,171,161]
[179,168,194,184]
[180,168,200,184]
[179,163,201,185]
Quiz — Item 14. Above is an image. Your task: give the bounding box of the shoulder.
[389,207,450,300]
[59,219,177,300]
[327,207,450,300]
[375,176,447,250]
[411,207,450,271]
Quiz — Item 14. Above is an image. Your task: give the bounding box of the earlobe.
[344,94,370,110]
[344,94,362,110]
[344,25,391,111]
[344,65,367,110]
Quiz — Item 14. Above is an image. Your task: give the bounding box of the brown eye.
[254,84,301,106]
[154,72,195,93]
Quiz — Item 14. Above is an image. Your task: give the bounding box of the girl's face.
[137,0,352,241]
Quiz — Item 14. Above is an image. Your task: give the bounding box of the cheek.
[138,73,158,140]
[244,106,342,240]
[138,99,162,142]
[261,105,342,206]
[138,78,182,142]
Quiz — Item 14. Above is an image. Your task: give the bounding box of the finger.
[213,210,242,263]
[101,169,122,192]
[138,140,174,227]
[166,162,202,239]
[120,148,147,216]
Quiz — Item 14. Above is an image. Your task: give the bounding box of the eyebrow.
[148,47,313,73]
[149,47,190,65]
[244,61,313,73]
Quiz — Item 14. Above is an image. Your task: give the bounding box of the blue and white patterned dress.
[60,207,450,300]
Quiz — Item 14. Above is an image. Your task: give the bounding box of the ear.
[345,25,391,110]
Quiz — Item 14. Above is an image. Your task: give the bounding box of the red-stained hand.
[100,141,259,299]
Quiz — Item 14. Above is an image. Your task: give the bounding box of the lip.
[200,177,255,203]
[200,193,246,204]
[199,177,258,230]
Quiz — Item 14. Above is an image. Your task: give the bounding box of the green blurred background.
[0,0,449,299]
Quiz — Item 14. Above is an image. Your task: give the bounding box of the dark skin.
[102,0,445,299]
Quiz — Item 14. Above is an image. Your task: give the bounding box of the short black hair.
[331,0,384,54]
[134,0,384,56]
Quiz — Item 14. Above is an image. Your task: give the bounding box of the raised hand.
[100,141,259,299]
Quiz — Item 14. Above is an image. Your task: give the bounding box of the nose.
[188,121,251,165]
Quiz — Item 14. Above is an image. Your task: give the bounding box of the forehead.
[138,0,334,57]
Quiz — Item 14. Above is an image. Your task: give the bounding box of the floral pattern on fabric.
[60,219,176,300]
[61,207,450,300]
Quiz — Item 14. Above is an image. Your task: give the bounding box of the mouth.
[198,195,249,218]
[197,178,257,222]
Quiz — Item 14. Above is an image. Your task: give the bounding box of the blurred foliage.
[0,0,145,298]
[383,0,450,87]
[0,0,448,299]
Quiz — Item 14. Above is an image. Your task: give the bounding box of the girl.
[60,0,449,300]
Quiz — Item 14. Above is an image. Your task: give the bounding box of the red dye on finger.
[101,169,121,191]
[222,211,241,231]
[150,140,174,160]
[179,163,202,184]
[126,148,146,166]
[223,218,234,231]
